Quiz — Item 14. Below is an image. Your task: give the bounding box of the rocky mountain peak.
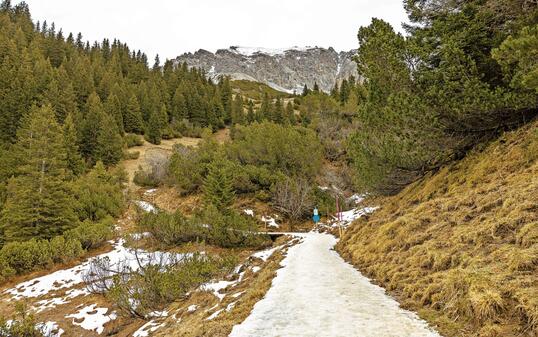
[174,46,358,93]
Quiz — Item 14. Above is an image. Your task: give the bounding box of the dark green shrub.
[124,133,144,148]
[73,162,125,222]
[64,220,113,250]
[138,211,206,246]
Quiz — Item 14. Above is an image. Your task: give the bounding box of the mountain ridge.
[174,46,359,93]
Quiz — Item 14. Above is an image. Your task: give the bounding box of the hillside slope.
[338,121,538,336]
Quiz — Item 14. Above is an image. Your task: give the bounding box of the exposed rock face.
[174,46,358,93]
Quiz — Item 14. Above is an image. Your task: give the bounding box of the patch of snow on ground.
[200,280,236,301]
[66,304,116,335]
[251,245,282,262]
[334,206,378,228]
[261,216,279,228]
[36,321,64,337]
[187,304,198,312]
[229,233,440,337]
[143,189,157,195]
[134,201,157,213]
[206,309,224,320]
[146,310,168,318]
[251,266,261,273]
[231,291,245,298]
[133,320,165,337]
[226,302,236,311]
[33,297,69,313]
[5,239,184,300]
[243,209,254,217]
[129,232,152,240]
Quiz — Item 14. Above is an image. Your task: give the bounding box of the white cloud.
[14,0,409,61]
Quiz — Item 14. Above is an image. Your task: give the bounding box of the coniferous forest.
[0,0,537,335]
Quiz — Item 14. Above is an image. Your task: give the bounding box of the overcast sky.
[14,0,408,62]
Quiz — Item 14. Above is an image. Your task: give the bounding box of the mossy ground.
[338,120,538,337]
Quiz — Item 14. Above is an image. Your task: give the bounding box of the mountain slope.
[338,120,538,336]
[174,46,358,93]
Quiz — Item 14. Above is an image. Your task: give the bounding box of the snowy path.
[229,233,441,337]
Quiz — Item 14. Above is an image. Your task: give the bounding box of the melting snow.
[251,266,261,273]
[334,206,378,228]
[143,189,157,195]
[66,304,116,335]
[5,239,184,301]
[187,304,198,312]
[134,201,157,213]
[36,321,64,337]
[251,245,282,262]
[133,320,165,337]
[261,216,279,228]
[200,280,236,301]
[243,209,254,217]
[229,233,440,337]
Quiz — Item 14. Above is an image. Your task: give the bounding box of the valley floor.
[230,232,441,337]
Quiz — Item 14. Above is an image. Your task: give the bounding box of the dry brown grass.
[151,236,292,337]
[338,120,538,337]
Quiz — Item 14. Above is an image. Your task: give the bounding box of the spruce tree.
[146,111,162,145]
[273,97,284,124]
[124,94,144,134]
[202,159,235,213]
[63,113,85,176]
[105,93,124,135]
[232,94,245,125]
[0,105,77,241]
[80,92,104,162]
[286,101,296,124]
[96,113,123,166]
[246,100,255,124]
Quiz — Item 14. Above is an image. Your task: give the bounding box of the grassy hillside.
[338,120,538,336]
[230,80,294,101]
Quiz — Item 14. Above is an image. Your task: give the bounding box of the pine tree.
[63,113,85,176]
[146,111,162,145]
[219,77,233,124]
[273,97,285,124]
[313,82,320,92]
[246,100,255,124]
[80,92,104,162]
[301,84,310,96]
[124,94,144,134]
[259,92,272,121]
[104,93,124,135]
[96,113,123,166]
[202,159,235,213]
[286,102,296,124]
[231,94,245,125]
[0,105,77,241]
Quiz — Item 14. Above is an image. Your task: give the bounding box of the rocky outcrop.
[174,46,358,93]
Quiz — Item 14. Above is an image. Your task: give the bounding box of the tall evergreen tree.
[202,159,235,213]
[124,94,144,134]
[0,105,77,241]
[246,100,255,124]
[286,101,296,124]
[146,110,163,145]
[96,113,123,166]
[63,113,85,176]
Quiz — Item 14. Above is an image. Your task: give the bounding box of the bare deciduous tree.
[272,178,314,223]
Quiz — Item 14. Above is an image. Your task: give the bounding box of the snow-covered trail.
[230,233,441,337]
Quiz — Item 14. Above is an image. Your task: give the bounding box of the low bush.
[87,252,237,317]
[138,206,270,249]
[0,220,112,281]
[64,219,113,250]
[123,151,140,160]
[0,303,42,337]
[124,133,144,148]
